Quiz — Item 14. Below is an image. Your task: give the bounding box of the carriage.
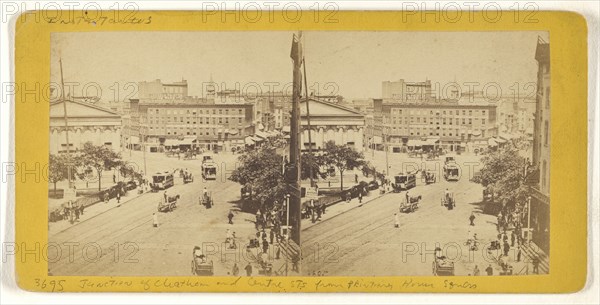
[432,247,455,276]
[183,171,194,184]
[158,195,179,212]
[441,191,456,210]
[424,171,436,184]
[200,191,213,208]
[191,246,214,276]
[400,195,421,213]
[183,150,197,160]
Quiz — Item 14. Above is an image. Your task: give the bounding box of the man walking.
[516,246,522,262]
[152,213,159,228]
[473,265,480,276]
[485,264,493,276]
[394,213,400,228]
[511,231,516,247]
[358,191,363,204]
[244,263,252,276]
[228,210,234,224]
[469,212,476,226]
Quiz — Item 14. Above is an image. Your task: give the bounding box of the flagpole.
[302,58,314,188]
[288,31,303,246]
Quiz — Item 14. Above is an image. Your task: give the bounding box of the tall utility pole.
[59,58,73,189]
[288,32,303,246]
[302,57,314,187]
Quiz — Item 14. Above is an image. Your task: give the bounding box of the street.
[302,152,513,277]
[48,151,280,277]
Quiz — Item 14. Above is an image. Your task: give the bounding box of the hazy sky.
[51,31,548,101]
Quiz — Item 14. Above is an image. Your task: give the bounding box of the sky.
[50,31,548,101]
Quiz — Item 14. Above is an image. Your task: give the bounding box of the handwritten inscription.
[32,277,478,292]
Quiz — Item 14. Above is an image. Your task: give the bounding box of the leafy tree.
[473,146,531,208]
[300,153,327,180]
[79,142,122,191]
[48,154,69,193]
[321,141,366,191]
[120,162,143,183]
[229,145,287,211]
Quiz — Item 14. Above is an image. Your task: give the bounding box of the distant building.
[299,98,365,152]
[382,79,434,101]
[138,79,189,102]
[530,37,550,253]
[49,100,122,154]
[373,98,497,153]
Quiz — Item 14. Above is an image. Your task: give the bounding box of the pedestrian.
[152,213,159,227]
[244,263,252,276]
[469,212,475,226]
[116,192,121,204]
[394,213,400,228]
[228,210,234,224]
[473,265,480,276]
[232,263,239,276]
[355,173,358,183]
[358,192,363,204]
[321,204,326,215]
[269,229,274,244]
[328,181,331,188]
[405,191,410,204]
[517,247,522,262]
[113,174,116,183]
[163,191,168,203]
[503,241,510,256]
[532,257,540,274]
[511,231,516,247]
[104,193,109,204]
[262,239,269,253]
[275,244,281,259]
[79,203,85,216]
[74,203,80,221]
[485,264,493,276]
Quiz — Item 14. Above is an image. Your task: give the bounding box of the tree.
[321,141,366,191]
[300,153,327,180]
[229,145,287,211]
[473,146,531,208]
[79,142,122,191]
[48,154,69,193]
[120,162,143,183]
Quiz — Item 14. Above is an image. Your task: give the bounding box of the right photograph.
[300,31,550,277]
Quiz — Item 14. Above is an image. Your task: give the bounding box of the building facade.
[530,37,550,253]
[299,99,365,152]
[50,100,122,154]
[373,99,497,152]
[382,79,434,101]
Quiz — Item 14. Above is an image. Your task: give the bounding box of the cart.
[400,195,421,213]
[200,192,213,208]
[158,195,179,212]
[424,171,436,184]
[183,171,194,184]
[441,192,455,210]
[191,246,214,276]
[432,247,455,276]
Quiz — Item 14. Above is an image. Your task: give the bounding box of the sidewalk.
[302,186,390,230]
[48,188,148,236]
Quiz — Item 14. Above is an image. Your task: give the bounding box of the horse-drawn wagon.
[158,194,179,212]
[191,246,214,276]
[441,191,456,210]
[400,194,421,213]
[432,247,455,276]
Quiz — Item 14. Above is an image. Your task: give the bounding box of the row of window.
[149,108,244,116]
[390,109,487,116]
[148,127,244,136]
[148,117,244,125]
[386,117,486,126]
[386,127,486,138]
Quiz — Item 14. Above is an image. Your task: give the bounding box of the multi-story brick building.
[129,79,255,152]
[373,98,497,153]
[530,37,550,253]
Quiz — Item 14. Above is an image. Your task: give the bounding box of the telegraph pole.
[288,32,303,246]
[59,58,73,189]
[302,57,314,187]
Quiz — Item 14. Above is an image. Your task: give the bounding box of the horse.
[408,195,422,203]
[167,194,180,203]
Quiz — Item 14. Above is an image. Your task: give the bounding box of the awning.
[163,139,179,146]
[472,130,482,136]
[255,131,269,138]
[180,137,196,145]
[495,137,507,144]
[407,139,424,147]
[245,137,255,145]
[228,130,239,135]
[488,138,498,147]
[253,136,264,142]
[372,136,383,144]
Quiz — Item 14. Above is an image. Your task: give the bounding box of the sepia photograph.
[47,31,550,278]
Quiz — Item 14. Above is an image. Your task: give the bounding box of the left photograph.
[48,32,306,277]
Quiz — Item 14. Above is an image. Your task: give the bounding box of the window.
[546,88,550,108]
[542,160,547,190]
[238,118,242,124]
[239,109,242,114]
[462,110,466,116]
[443,111,446,115]
[462,118,466,125]
[482,110,486,115]
[442,118,446,125]
[482,119,486,125]
[456,110,459,115]
[469,110,472,116]
[544,120,549,146]
[468,118,472,125]
[213,110,216,115]
[219,118,222,124]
